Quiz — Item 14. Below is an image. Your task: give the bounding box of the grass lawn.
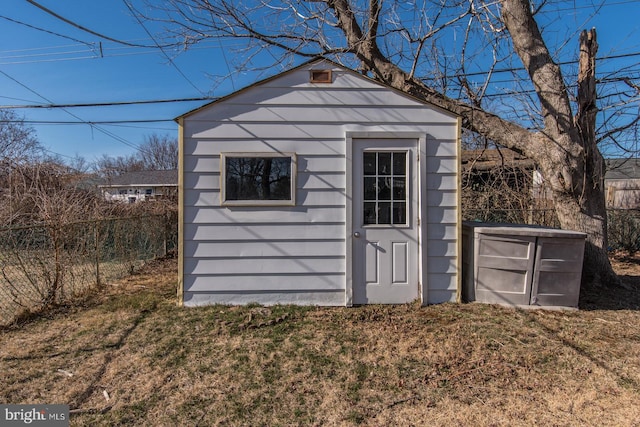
[1,257,639,426]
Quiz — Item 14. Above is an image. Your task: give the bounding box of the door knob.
[353,232,361,238]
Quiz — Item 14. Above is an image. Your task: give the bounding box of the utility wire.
[0,14,93,46]
[421,51,640,82]
[24,0,179,49]
[122,0,207,96]
[0,67,150,154]
[2,66,638,111]
[16,119,175,124]
[0,96,215,109]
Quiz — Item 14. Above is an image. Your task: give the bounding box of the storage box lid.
[462,221,587,239]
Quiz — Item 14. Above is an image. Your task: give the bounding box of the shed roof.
[175,57,459,121]
[99,170,178,187]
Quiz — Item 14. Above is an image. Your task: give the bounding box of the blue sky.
[0,0,257,162]
[1,0,639,162]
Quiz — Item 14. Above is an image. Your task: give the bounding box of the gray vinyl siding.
[423,135,459,303]
[181,60,459,306]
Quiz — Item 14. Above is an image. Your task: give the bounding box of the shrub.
[608,210,640,255]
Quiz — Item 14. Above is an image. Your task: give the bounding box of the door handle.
[353,232,361,238]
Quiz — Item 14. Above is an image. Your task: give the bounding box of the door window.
[362,151,407,225]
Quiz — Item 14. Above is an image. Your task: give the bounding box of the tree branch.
[499,0,577,144]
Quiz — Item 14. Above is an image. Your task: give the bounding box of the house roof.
[605,158,640,180]
[99,170,178,187]
[174,57,459,121]
[461,148,535,171]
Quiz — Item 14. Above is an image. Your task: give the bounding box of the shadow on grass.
[579,254,640,310]
[579,277,640,310]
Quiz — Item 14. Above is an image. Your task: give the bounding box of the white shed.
[177,58,461,307]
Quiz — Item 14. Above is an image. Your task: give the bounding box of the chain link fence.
[0,212,177,326]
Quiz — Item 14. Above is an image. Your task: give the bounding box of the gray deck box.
[462,222,586,308]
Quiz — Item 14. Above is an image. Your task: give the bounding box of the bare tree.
[0,110,42,164]
[11,161,103,304]
[139,133,178,171]
[2,160,100,225]
[145,0,640,285]
[94,133,177,178]
[93,153,144,179]
[1,110,44,226]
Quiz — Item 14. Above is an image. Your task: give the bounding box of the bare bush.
[608,210,640,255]
[0,213,177,326]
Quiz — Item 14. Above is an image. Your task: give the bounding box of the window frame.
[220,152,297,207]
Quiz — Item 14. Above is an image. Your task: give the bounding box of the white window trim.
[220,152,297,207]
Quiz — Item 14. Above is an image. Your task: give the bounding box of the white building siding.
[180,60,460,306]
[422,134,460,302]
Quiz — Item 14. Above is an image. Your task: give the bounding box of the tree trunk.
[540,160,616,285]
[498,1,616,286]
[568,28,616,285]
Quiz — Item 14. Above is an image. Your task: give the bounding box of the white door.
[352,139,419,304]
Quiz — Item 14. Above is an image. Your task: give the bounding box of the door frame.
[345,131,427,306]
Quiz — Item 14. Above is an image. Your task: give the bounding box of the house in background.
[529,158,640,211]
[99,169,178,203]
[605,158,640,209]
[176,58,461,307]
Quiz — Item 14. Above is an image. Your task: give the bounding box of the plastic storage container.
[462,222,586,308]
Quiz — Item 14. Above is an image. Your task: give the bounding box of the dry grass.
[1,256,640,426]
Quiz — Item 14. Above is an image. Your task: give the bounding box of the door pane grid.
[363,151,407,225]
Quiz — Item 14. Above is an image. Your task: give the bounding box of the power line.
[537,0,640,13]
[1,2,636,119]
[421,51,640,83]
[0,96,215,109]
[24,0,179,49]
[0,68,636,113]
[0,67,149,154]
[0,38,244,60]
[0,14,93,46]
[14,119,175,124]
[122,0,207,96]
[0,95,42,104]
[1,41,638,109]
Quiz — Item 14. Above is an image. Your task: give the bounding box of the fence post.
[166,213,170,258]
[94,220,101,288]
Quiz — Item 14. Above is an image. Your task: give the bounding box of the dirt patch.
[1,256,639,426]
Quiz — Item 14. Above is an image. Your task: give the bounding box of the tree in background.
[144,0,640,285]
[94,133,177,178]
[93,153,144,179]
[1,110,44,225]
[0,109,110,226]
[0,109,42,165]
[139,133,178,171]
[1,109,42,191]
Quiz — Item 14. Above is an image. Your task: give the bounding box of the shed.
[176,58,461,306]
[605,158,640,209]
